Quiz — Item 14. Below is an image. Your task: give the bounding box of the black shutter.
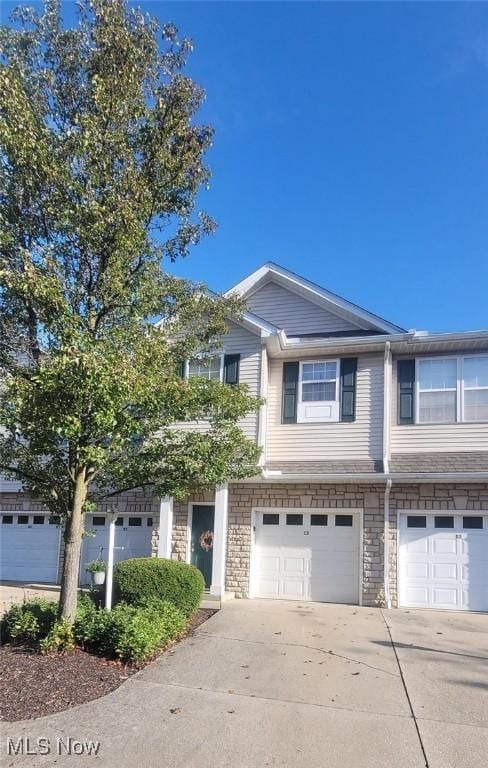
[340,358,357,422]
[282,362,299,424]
[177,361,185,378]
[224,354,240,385]
[398,359,415,424]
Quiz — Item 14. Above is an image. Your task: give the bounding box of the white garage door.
[0,512,61,583]
[80,513,153,584]
[252,509,360,603]
[399,513,488,611]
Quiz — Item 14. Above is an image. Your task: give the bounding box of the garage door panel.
[283,557,306,575]
[406,561,429,579]
[405,537,429,554]
[399,513,488,611]
[432,537,457,555]
[405,586,429,605]
[282,580,306,599]
[432,588,459,608]
[258,578,280,598]
[253,509,360,605]
[432,563,457,580]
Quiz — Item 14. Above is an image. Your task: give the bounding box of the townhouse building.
[1,262,487,612]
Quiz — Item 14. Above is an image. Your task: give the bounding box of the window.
[463,516,483,529]
[286,513,303,526]
[2,515,13,524]
[335,515,353,527]
[418,359,457,424]
[128,517,142,527]
[17,515,29,524]
[297,359,340,423]
[263,513,279,525]
[188,356,221,381]
[92,516,105,527]
[416,355,488,424]
[434,516,454,529]
[301,361,337,402]
[147,517,153,527]
[33,515,45,525]
[310,514,328,526]
[463,357,488,422]
[407,516,426,528]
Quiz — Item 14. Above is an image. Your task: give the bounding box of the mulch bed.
[0,608,216,722]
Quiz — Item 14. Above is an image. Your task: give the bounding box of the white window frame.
[185,353,224,383]
[462,355,488,423]
[415,354,488,425]
[297,358,340,423]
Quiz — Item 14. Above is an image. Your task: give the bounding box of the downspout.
[383,341,392,608]
[384,478,392,609]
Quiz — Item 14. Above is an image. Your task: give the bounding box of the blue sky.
[3,2,488,332]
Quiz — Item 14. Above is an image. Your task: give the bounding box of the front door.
[190,505,215,588]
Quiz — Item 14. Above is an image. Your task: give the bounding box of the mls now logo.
[7,737,101,756]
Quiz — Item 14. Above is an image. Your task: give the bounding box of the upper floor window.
[416,356,488,424]
[182,354,240,386]
[297,359,340,422]
[188,356,222,381]
[463,357,488,422]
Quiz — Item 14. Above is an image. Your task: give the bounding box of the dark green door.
[190,505,215,588]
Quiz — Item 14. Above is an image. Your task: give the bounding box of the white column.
[157,496,173,559]
[105,514,116,611]
[210,483,228,597]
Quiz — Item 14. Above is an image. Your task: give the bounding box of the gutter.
[280,332,413,350]
[257,470,488,483]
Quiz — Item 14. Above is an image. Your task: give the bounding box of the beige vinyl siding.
[391,357,488,453]
[266,355,384,461]
[176,322,261,442]
[246,282,362,335]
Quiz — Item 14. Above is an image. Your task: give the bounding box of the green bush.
[72,594,111,647]
[109,599,186,663]
[40,620,75,654]
[113,557,205,617]
[2,593,186,664]
[74,596,185,663]
[1,599,58,643]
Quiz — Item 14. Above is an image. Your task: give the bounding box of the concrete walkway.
[2,600,487,768]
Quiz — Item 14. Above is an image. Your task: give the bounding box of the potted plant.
[85,560,106,586]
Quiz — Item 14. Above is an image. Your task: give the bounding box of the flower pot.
[91,571,106,586]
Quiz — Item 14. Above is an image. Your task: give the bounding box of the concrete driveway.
[2,600,487,768]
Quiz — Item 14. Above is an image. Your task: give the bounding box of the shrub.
[40,620,75,654]
[108,599,186,663]
[113,558,204,617]
[1,599,58,643]
[73,594,111,647]
[72,594,185,663]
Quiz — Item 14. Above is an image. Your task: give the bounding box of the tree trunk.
[58,473,87,623]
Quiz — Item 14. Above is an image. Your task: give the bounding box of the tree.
[0,0,261,623]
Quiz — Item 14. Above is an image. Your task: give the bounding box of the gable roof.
[226,262,406,335]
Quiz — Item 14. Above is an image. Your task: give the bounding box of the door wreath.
[199,530,214,552]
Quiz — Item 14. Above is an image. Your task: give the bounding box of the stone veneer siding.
[387,483,488,607]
